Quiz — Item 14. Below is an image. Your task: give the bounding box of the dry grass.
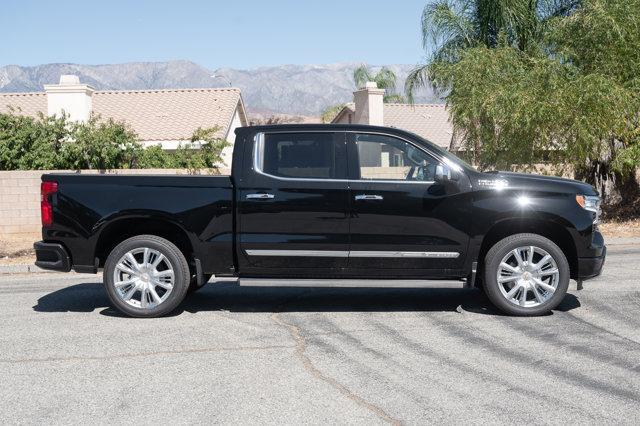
[598,219,640,238]
[0,235,37,265]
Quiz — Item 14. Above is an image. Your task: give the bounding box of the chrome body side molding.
[349,251,460,258]
[245,250,349,257]
[245,250,459,258]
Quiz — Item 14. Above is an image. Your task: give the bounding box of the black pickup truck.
[34,124,606,317]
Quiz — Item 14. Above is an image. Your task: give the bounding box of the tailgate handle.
[246,193,275,200]
[355,194,383,201]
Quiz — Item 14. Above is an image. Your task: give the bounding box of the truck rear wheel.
[104,235,190,318]
[483,233,570,316]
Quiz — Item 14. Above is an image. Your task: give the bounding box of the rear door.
[237,131,350,274]
[346,132,471,277]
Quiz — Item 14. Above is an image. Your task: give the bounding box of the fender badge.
[477,179,509,190]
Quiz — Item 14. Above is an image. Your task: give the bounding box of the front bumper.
[577,245,606,280]
[34,241,71,272]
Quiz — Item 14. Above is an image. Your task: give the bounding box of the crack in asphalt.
[271,311,401,425]
[0,344,295,364]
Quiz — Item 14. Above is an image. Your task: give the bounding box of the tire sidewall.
[484,233,570,316]
[104,236,190,318]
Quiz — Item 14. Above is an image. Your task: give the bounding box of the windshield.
[415,135,476,172]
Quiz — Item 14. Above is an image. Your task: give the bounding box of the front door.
[346,132,471,277]
[237,131,350,275]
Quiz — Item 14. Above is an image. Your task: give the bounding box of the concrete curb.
[0,263,58,274]
[605,237,640,246]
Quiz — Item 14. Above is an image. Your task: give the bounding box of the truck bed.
[41,173,235,274]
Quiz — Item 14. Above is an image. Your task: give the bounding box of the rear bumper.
[34,241,71,272]
[577,245,606,280]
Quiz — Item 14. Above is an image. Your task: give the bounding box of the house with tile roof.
[331,82,456,150]
[0,75,248,164]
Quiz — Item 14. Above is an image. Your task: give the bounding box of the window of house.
[260,133,339,179]
[355,133,439,181]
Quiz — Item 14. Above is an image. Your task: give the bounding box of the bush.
[137,145,174,168]
[0,111,67,170]
[61,115,142,170]
[173,127,230,172]
[0,111,229,172]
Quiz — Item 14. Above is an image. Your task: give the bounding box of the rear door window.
[258,132,345,179]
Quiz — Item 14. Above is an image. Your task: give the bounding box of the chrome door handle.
[354,194,383,201]
[246,193,275,199]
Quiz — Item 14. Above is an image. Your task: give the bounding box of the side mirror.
[435,163,460,182]
[435,164,450,182]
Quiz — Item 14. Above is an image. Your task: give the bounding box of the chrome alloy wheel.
[497,246,560,308]
[113,247,175,309]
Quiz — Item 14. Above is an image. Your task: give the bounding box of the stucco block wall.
[0,168,230,241]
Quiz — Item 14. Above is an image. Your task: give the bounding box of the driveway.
[0,241,638,424]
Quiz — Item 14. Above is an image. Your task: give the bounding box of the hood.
[473,171,597,196]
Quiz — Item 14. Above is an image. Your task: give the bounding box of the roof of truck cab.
[235,123,448,151]
[234,123,467,170]
[236,123,438,140]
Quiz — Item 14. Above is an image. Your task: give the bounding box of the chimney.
[44,75,94,122]
[353,81,385,126]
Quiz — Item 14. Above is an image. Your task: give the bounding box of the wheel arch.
[94,217,196,268]
[477,218,578,281]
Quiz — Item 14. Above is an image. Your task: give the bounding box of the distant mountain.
[0,60,440,116]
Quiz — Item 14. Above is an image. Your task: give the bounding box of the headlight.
[576,195,601,223]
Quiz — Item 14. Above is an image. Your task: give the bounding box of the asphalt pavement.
[0,242,639,424]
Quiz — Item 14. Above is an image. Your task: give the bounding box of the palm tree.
[353,65,406,103]
[320,103,347,123]
[405,0,580,101]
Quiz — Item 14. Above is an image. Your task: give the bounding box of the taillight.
[41,181,58,226]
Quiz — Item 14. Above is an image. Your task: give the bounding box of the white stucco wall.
[353,82,384,126]
[43,76,94,122]
[333,111,353,124]
[222,108,243,167]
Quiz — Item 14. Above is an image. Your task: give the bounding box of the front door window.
[355,133,439,182]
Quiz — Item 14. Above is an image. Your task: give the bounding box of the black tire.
[104,235,190,318]
[484,233,570,316]
[188,273,212,293]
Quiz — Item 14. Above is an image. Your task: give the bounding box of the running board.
[238,278,464,288]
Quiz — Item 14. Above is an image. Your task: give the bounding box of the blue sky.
[0,0,429,69]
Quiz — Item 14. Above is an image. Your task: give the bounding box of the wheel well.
[477,219,578,280]
[94,218,194,268]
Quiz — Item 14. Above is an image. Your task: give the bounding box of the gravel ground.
[0,243,638,424]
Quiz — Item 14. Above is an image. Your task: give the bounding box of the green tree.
[320,65,407,124]
[405,0,579,100]
[320,103,347,123]
[353,64,406,103]
[406,0,640,208]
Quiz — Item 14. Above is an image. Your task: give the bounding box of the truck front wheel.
[104,235,191,318]
[483,233,570,316]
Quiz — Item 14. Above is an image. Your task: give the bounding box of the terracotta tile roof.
[92,88,246,141]
[0,92,47,116]
[383,103,453,149]
[0,88,246,142]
